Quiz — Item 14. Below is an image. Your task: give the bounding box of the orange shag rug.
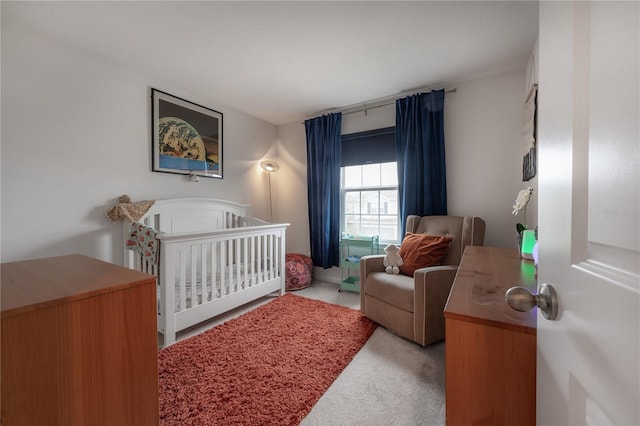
[158,293,377,425]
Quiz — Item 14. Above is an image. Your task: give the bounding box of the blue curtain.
[395,90,447,236]
[304,113,342,268]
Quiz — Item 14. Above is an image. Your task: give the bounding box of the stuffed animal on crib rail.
[383,244,403,275]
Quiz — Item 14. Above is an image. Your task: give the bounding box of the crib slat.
[247,236,253,287]
[201,243,208,303]
[273,234,278,280]
[212,241,218,299]
[199,243,204,304]
[272,234,278,279]
[235,237,242,291]
[179,250,186,313]
[189,246,196,308]
[267,234,273,281]
[225,239,230,295]
[263,235,269,283]
[273,236,280,278]
[242,236,249,288]
[253,236,258,284]
[226,239,233,293]
[256,236,262,284]
[263,235,269,281]
[217,241,227,297]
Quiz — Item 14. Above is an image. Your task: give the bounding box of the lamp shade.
[260,160,279,172]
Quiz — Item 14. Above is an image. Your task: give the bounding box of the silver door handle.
[505,283,559,320]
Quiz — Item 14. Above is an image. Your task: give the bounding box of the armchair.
[360,215,485,347]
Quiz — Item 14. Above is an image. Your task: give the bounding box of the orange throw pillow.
[398,233,453,276]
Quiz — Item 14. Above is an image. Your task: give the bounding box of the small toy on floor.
[383,243,403,274]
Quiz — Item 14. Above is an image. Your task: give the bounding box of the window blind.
[341,127,396,167]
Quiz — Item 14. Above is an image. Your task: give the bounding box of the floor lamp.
[260,160,279,221]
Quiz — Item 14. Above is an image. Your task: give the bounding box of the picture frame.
[151,88,223,179]
[522,83,537,182]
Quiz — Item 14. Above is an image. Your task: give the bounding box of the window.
[341,162,399,243]
[340,127,399,243]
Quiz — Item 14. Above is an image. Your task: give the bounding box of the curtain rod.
[303,87,457,123]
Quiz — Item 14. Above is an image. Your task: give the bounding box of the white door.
[537,2,639,425]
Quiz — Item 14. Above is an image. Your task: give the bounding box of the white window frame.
[340,163,400,244]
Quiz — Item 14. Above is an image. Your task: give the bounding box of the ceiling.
[2,1,539,126]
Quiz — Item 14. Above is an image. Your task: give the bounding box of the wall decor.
[522,84,537,182]
[152,88,223,179]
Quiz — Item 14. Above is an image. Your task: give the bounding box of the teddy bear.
[383,244,403,274]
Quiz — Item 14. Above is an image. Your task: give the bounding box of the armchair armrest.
[414,265,458,283]
[359,254,386,275]
[359,255,386,314]
[413,265,459,346]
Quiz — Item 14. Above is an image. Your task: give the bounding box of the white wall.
[1,22,278,263]
[446,68,529,248]
[523,38,539,231]
[273,121,309,255]
[1,21,535,272]
[276,68,529,283]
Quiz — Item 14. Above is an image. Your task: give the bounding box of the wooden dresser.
[444,246,537,426]
[1,254,159,425]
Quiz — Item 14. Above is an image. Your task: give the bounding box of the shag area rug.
[158,293,377,425]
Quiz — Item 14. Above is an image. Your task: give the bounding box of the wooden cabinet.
[444,246,537,426]
[1,254,159,426]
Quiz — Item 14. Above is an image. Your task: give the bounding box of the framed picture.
[152,88,223,179]
[522,84,537,181]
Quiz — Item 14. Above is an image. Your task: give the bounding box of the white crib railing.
[157,222,287,345]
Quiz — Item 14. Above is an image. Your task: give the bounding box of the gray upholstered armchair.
[360,215,485,347]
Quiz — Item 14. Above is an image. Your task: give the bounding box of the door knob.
[505,283,559,320]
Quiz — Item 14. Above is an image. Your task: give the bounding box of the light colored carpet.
[301,327,446,426]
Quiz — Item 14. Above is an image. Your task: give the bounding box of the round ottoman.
[285,253,314,291]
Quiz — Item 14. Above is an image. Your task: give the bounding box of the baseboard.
[313,267,341,284]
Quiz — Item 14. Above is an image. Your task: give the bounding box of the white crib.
[123,197,289,346]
